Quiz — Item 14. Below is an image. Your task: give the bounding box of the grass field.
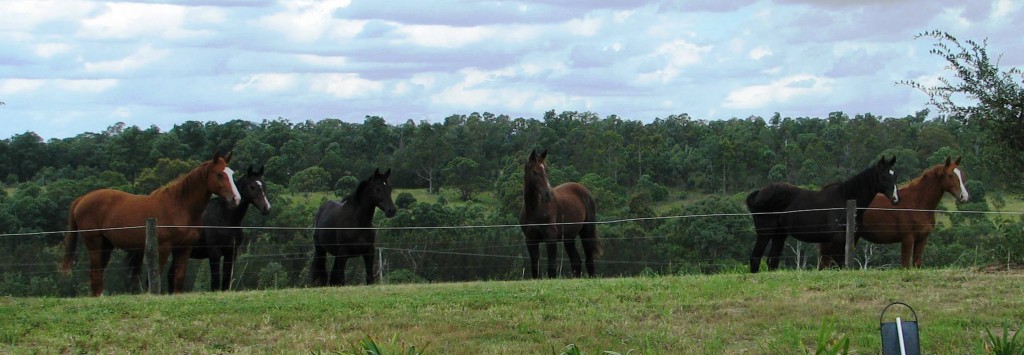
[2,268,1022,353]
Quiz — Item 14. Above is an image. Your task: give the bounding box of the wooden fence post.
[144,218,161,294]
[845,200,856,269]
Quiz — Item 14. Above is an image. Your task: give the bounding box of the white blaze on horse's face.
[953,168,970,202]
[538,163,554,202]
[889,169,899,204]
[224,167,242,206]
[257,180,271,210]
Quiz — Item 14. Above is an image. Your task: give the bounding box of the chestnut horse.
[61,151,241,296]
[746,156,899,273]
[519,149,602,279]
[821,156,969,268]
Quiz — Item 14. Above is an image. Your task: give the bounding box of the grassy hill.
[2,268,1022,353]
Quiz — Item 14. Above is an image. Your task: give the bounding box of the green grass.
[2,269,1022,353]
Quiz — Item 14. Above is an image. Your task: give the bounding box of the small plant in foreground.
[803,320,850,355]
[311,334,427,355]
[555,343,622,355]
[985,323,1024,355]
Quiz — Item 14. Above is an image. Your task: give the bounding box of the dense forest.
[0,109,1021,297]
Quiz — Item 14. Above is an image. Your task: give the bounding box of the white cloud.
[635,39,712,84]
[34,43,73,58]
[393,24,492,48]
[991,0,1022,18]
[233,73,298,93]
[257,0,354,42]
[56,79,118,93]
[296,54,348,68]
[0,0,95,31]
[311,73,384,98]
[723,74,835,109]
[83,44,169,73]
[78,3,222,40]
[0,79,46,95]
[749,46,772,60]
[566,16,602,36]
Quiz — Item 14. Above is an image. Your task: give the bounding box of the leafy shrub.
[395,192,416,209]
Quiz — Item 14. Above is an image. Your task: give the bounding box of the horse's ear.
[258,165,266,175]
[528,149,537,162]
[539,149,548,161]
[373,168,381,177]
[888,155,896,166]
[383,168,391,180]
[223,151,233,163]
[944,156,952,167]
[247,165,255,175]
[954,156,962,165]
[213,150,223,162]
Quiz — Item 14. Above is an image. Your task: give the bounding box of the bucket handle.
[880,302,919,324]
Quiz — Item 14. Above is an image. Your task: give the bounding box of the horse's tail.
[745,190,763,212]
[745,184,798,213]
[61,197,83,274]
[581,192,602,257]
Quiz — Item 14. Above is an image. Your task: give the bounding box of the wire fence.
[1,206,1022,297]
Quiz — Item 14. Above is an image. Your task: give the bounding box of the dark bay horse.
[821,156,969,268]
[519,149,602,279]
[311,168,397,286]
[62,151,241,296]
[746,156,899,273]
[128,165,272,291]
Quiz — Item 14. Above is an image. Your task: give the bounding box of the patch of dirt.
[975,263,1024,273]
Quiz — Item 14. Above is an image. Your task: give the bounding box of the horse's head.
[524,149,555,203]
[239,165,271,215]
[208,151,241,208]
[366,168,397,218]
[874,155,899,205]
[940,156,970,203]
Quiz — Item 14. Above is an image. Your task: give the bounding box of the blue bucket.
[880,302,920,355]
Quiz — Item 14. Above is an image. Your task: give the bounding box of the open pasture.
[2,268,1021,353]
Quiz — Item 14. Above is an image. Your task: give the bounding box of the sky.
[1,0,1022,140]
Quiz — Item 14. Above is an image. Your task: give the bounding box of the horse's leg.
[900,237,914,269]
[362,251,377,285]
[209,255,222,291]
[525,238,541,279]
[912,236,928,268]
[749,234,771,273]
[311,244,328,286]
[222,248,237,291]
[818,242,840,270]
[169,246,192,294]
[766,236,786,271]
[563,238,583,278]
[545,241,558,278]
[580,224,599,277]
[85,235,113,297]
[126,252,144,293]
[329,255,348,286]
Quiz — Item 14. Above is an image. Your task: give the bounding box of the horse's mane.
[151,160,212,200]
[343,178,371,204]
[902,164,944,190]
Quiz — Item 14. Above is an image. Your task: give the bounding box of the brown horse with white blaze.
[822,156,969,268]
[519,149,602,278]
[61,151,241,296]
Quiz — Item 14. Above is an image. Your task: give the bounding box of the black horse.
[311,168,397,286]
[746,156,899,273]
[128,166,271,291]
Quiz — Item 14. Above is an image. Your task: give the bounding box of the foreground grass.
[1,269,1022,353]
